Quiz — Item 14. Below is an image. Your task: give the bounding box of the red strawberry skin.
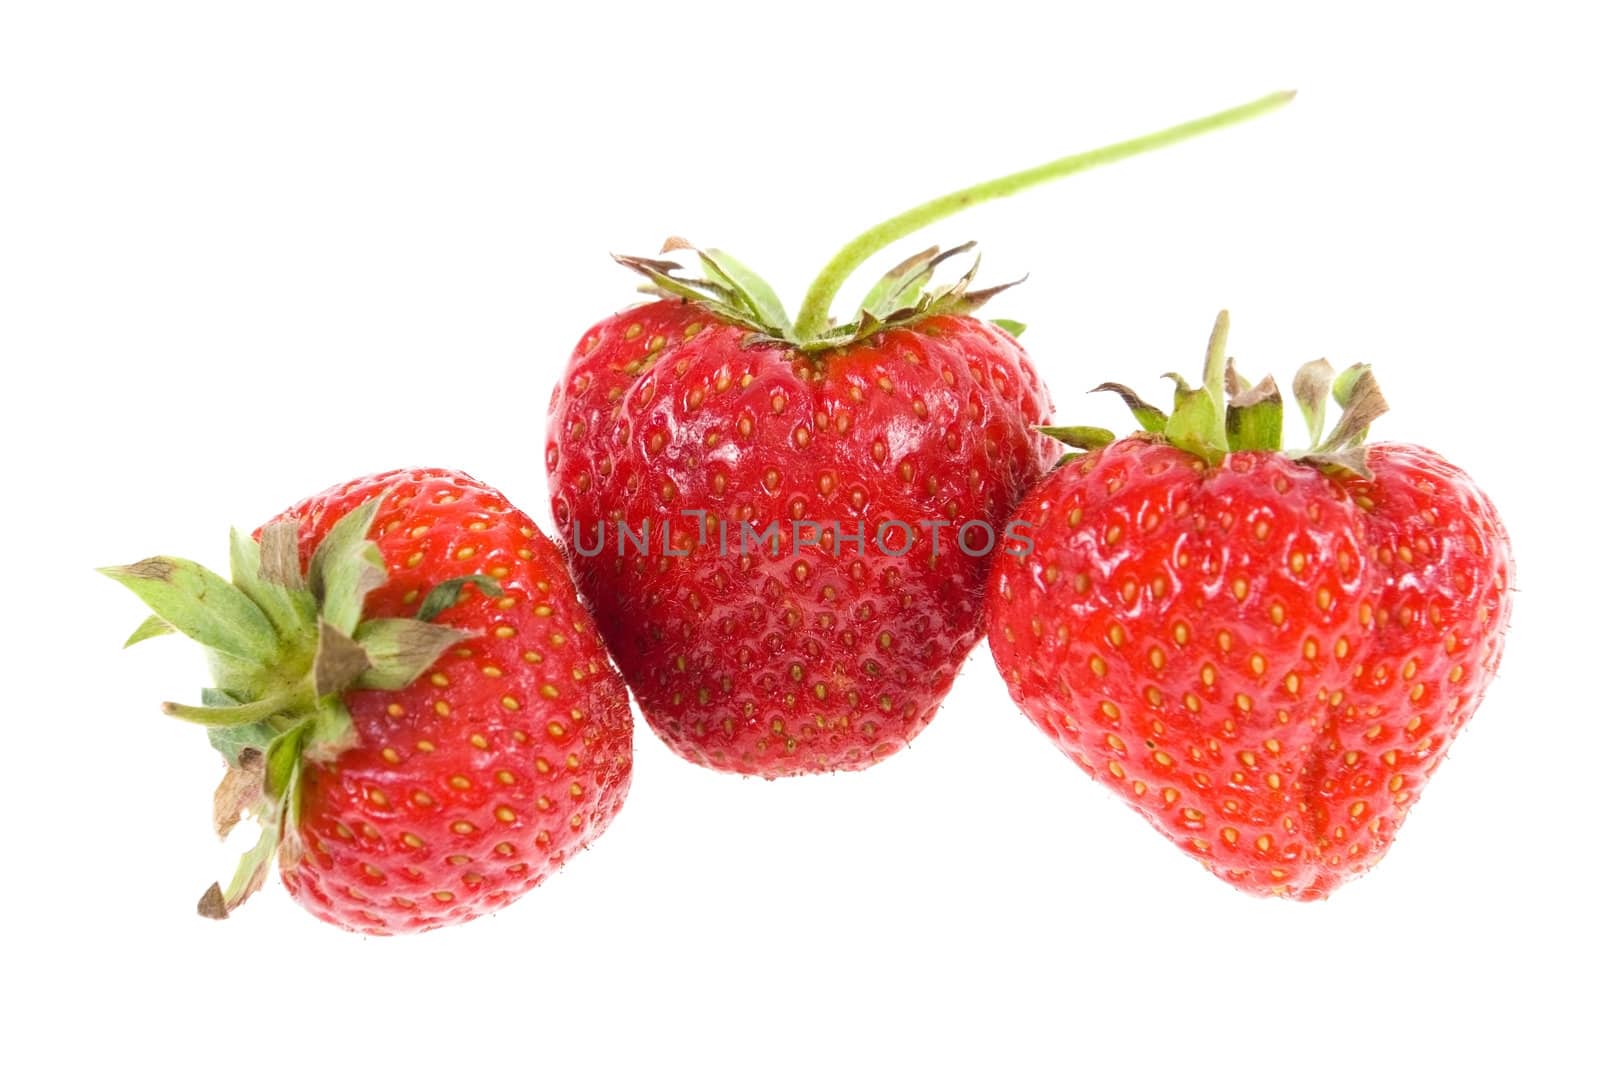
[987,439,1512,898]
[272,470,632,933]
[548,301,1056,776]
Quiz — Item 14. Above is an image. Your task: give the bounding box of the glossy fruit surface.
[546,95,1294,776]
[275,470,633,931]
[550,302,1052,775]
[107,469,632,933]
[987,318,1513,897]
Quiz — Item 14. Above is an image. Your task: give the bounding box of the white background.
[3,3,1594,1063]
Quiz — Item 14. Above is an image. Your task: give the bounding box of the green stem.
[163,679,313,726]
[791,90,1296,344]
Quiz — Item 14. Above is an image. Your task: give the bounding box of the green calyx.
[617,90,1296,353]
[100,495,500,919]
[1043,310,1391,476]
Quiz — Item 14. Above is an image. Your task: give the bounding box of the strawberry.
[547,93,1294,777]
[103,469,632,933]
[986,313,1513,898]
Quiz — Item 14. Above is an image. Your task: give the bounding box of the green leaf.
[256,521,306,590]
[124,615,175,648]
[312,620,371,697]
[611,252,771,335]
[1092,383,1169,434]
[1293,359,1335,448]
[198,814,278,920]
[859,243,980,322]
[230,527,317,643]
[212,748,264,840]
[1036,425,1116,451]
[1224,359,1251,398]
[1301,448,1375,479]
[200,689,276,767]
[1322,366,1389,452]
[415,575,502,623]
[859,246,942,319]
[1202,310,1231,412]
[307,494,388,637]
[991,319,1027,338]
[700,247,792,335]
[1164,376,1226,464]
[100,557,279,664]
[1225,376,1284,452]
[263,720,309,800]
[354,617,472,690]
[1331,362,1371,408]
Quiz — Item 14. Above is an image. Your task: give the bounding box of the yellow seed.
[1232,578,1248,601]
[496,806,516,823]
[451,821,475,835]
[1256,834,1273,853]
[1089,655,1107,678]
[1249,653,1266,675]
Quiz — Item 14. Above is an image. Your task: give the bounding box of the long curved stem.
[791,90,1296,344]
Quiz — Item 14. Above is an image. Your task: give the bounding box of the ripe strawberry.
[986,313,1513,898]
[104,469,632,933]
[548,93,1294,777]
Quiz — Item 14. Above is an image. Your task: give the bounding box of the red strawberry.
[548,93,1294,777]
[986,313,1513,898]
[104,469,632,933]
